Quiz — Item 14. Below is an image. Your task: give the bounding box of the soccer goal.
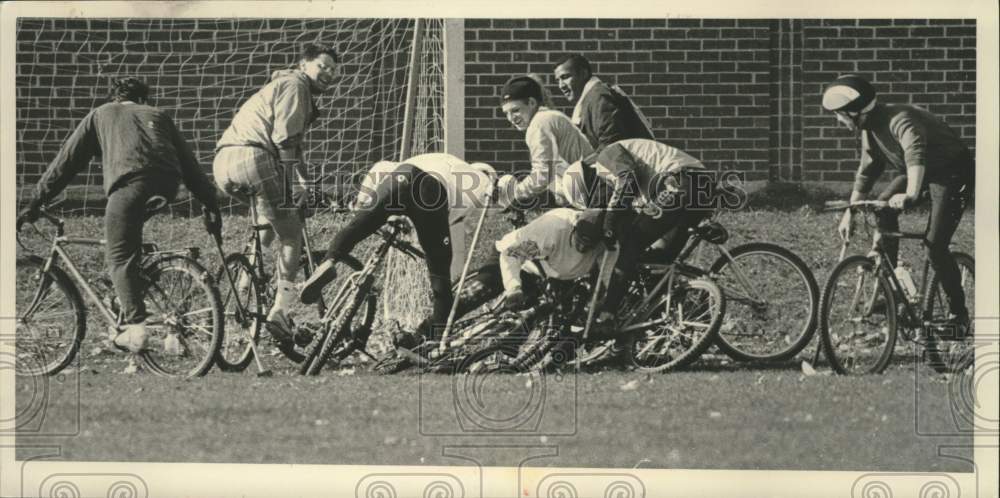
[14,17,463,216]
[15,17,466,331]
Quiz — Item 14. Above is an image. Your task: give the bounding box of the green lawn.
[14,203,977,471]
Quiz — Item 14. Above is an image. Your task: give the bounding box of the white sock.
[268,279,296,319]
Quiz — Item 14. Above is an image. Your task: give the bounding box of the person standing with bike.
[823,74,975,333]
[16,77,223,353]
[213,43,339,347]
[299,153,496,348]
[562,138,711,337]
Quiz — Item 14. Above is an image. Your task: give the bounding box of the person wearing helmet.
[300,153,496,349]
[562,138,710,337]
[495,75,594,210]
[823,74,975,332]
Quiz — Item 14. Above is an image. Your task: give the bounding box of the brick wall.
[462,18,977,182]
[15,18,977,196]
[14,18,439,195]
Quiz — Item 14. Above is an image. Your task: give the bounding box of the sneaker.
[300,259,337,305]
[264,310,296,345]
[502,288,527,310]
[113,323,148,353]
[163,334,183,356]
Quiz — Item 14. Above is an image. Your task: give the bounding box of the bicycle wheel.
[709,242,819,362]
[301,283,377,376]
[138,255,224,378]
[625,277,724,373]
[820,255,897,375]
[923,252,975,374]
[214,253,262,372]
[14,256,86,376]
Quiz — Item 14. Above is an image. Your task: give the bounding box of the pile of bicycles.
[16,199,971,379]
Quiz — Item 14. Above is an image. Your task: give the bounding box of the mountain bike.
[297,215,419,375]
[15,209,224,378]
[212,194,347,372]
[819,200,975,374]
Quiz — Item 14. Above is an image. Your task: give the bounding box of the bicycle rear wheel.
[819,255,897,375]
[710,242,819,362]
[923,252,975,373]
[14,256,86,376]
[625,277,724,373]
[138,255,224,378]
[214,253,262,372]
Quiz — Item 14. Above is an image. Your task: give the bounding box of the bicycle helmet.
[822,74,876,113]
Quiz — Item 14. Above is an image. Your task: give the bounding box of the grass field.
[13,194,978,471]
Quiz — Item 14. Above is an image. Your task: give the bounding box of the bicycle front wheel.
[138,255,224,378]
[923,252,975,373]
[301,283,376,376]
[625,277,724,373]
[820,255,897,375]
[15,256,86,376]
[710,242,819,362]
[215,253,262,372]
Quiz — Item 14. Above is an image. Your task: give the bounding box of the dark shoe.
[934,313,971,341]
[586,313,618,342]
[264,310,295,346]
[300,259,337,305]
[393,329,426,351]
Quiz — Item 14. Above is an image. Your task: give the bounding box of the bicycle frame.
[24,216,197,332]
[860,230,934,341]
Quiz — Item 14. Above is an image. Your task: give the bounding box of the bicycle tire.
[625,277,725,373]
[922,252,975,374]
[137,255,224,378]
[819,255,898,375]
[14,256,87,376]
[709,242,819,362]
[301,283,376,376]
[214,253,262,372]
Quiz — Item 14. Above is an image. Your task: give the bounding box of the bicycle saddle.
[691,220,729,244]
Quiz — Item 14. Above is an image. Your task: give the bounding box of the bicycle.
[298,215,419,375]
[819,200,975,374]
[15,208,224,378]
[462,223,729,374]
[557,214,819,368]
[211,193,346,372]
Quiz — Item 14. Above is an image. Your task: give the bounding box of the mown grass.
[14,191,977,470]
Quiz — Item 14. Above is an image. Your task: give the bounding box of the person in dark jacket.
[17,77,223,353]
[824,74,975,333]
[553,54,655,155]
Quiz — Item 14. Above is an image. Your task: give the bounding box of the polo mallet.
[438,191,492,355]
[808,201,852,369]
[205,207,272,377]
[581,188,621,345]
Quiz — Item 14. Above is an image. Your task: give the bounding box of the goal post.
[13,17,452,217]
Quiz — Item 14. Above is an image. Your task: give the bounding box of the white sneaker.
[113,323,148,353]
[163,334,183,356]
